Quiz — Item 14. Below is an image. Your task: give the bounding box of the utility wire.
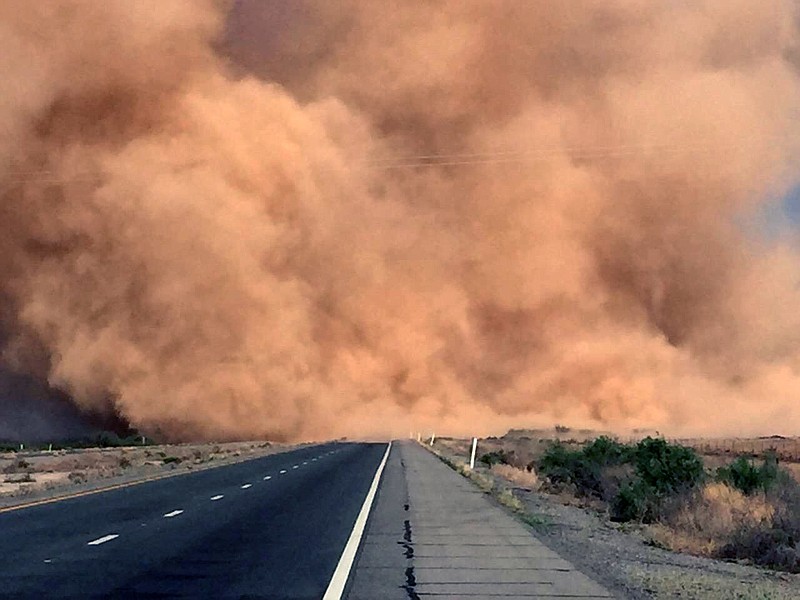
[0,137,782,183]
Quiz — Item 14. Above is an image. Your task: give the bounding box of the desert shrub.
[118,456,131,469]
[582,436,632,465]
[717,454,779,495]
[652,482,775,553]
[721,526,800,573]
[3,459,31,474]
[652,472,800,572]
[612,479,660,522]
[95,431,124,448]
[633,437,704,495]
[496,488,524,512]
[608,438,703,523]
[91,431,151,448]
[539,438,632,499]
[741,472,800,571]
[540,436,705,521]
[162,456,181,465]
[491,463,539,490]
[68,471,87,484]
[479,450,510,467]
[3,472,34,483]
[539,443,580,479]
[554,424,571,434]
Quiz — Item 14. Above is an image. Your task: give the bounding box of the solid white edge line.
[87,534,119,546]
[322,442,392,600]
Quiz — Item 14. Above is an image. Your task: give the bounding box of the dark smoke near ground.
[0,370,94,442]
[1,1,800,442]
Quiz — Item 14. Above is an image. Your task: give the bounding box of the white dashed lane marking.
[164,510,184,518]
[279,470,287,474]
[292,465,299,469]
[87,534,119,546]
[263,476,272,481]
[210,495,224,501]
[241,484,252,489]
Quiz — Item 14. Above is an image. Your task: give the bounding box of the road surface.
[0,441,614,599]
[0,442,387,599]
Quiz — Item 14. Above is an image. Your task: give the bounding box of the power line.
[0,136,789,184]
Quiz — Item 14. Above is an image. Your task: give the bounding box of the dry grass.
[490,463,540,490]
[649,482,775,556]
[673,438,800,461]
[0,441,282,498]
[495,488,525,512]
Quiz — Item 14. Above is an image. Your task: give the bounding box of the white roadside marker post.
[416,432,421,442]
[469,437,478,470]
[429,433,435,446]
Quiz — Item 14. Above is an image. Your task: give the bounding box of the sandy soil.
[0,441,296,504]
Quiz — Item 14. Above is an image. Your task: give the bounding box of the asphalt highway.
[0,441,389,599]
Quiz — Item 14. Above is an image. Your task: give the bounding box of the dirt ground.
[0,441,295,502]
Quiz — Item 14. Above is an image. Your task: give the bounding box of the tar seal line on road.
[322,442,392,600]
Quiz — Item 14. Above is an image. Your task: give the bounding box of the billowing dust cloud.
[2,1,800,441]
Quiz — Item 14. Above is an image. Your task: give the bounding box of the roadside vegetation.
[0,431,155,453]
[472,436,800,573]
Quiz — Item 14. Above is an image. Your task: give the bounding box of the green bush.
[538,443,603,497]
[717,454,779,496]
[582,436,632,465]
[633,437,704,495]
[608,438,703,523]
[612,479,659,522]
[479,450,510,467]
[539,436,704,520]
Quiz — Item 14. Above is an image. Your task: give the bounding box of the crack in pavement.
[399,462,419,600]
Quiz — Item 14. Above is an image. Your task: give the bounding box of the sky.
[2,1,800,442]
